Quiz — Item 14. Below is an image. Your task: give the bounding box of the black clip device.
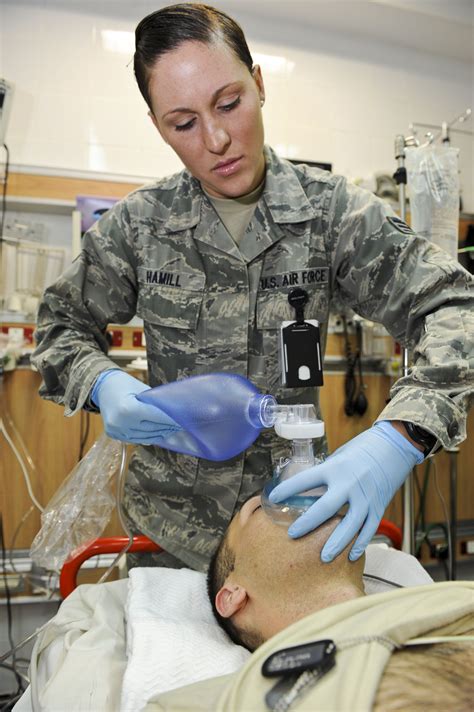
[280,288,324,388]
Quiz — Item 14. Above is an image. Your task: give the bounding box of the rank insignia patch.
[387,216,416,235]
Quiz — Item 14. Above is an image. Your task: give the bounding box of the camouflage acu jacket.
[32,146,473,570]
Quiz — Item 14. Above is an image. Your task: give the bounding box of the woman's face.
[147,40,266,199]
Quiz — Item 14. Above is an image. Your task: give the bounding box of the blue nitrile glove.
[269,421,424,562]
[91,369,182,444]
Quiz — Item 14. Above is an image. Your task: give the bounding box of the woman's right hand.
[91,370,182,443]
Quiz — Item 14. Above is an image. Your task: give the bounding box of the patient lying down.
[205,494,473,711]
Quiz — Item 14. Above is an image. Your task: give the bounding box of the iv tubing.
[0,419,43,513]
[97,441,133,584]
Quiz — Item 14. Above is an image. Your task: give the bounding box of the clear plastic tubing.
[137,372,277,461]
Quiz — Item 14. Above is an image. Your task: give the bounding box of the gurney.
[14,523,434,712]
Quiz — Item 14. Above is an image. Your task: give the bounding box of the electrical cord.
[362,573,404,589]
[354,320,368,415]
[0,662,29,687]
[0,419,43,513]
[78,410,91,461]
[7,506,34,575]
[432,458,452,579]
[415,459,432,542]
[0,142,9,241]
[414,455,453,579]
[1,380,41,486]
[342,316,368,416]
[342,315,357,416]
[0,515,25,703]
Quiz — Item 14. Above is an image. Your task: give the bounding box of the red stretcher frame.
[59,520,402,599]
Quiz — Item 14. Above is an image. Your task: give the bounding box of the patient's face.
[226,494,339,592]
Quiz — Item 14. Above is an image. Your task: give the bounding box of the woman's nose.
[203,120,230,154]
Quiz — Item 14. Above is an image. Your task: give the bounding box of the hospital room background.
[0,0,473,707]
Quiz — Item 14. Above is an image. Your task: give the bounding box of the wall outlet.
[110,329,123,347]
[461,540,474,555]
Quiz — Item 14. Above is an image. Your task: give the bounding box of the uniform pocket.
[137,279,205,330]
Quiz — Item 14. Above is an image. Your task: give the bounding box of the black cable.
[354,320,368,415]
[0,691,24,712]
[415,460,432,557]
[0,662,29,686]
[78,411,90,461]
[0,515,24,699]
[342,315,357,416]
[362,573,404,589]
[413,465,423,533]
[0,143,10,241]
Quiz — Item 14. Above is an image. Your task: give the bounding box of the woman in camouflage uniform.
[32,4,473,572]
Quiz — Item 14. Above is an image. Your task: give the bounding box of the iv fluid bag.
[137,373,276,461]
[405,146,460,260]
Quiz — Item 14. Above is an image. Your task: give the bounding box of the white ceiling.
[222,0,474,64]
[7,0,474,63]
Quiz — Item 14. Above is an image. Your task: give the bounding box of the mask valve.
[262,404,327,525]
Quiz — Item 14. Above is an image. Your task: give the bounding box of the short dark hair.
[134,3,254,111]
[206,532,262,652]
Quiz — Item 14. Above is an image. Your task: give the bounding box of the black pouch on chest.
[280,288,324,388]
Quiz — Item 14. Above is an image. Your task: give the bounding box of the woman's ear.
[215,583,248,618]
[252,64,265,104]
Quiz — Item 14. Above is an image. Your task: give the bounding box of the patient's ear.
[215,583,247,618]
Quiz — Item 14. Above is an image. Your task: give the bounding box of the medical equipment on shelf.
[0,223,66,316]
[262,404,326,526]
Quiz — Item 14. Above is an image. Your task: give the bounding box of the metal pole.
[447,448,459,580]
[394,135,415,555]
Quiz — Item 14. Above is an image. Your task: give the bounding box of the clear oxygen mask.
[261,404,327,525]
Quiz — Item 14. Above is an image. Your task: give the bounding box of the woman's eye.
[175,118,196,132]
[219,96,241,112]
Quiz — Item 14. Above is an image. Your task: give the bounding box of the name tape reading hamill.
[139,268,205,290]
[260,268,329,291]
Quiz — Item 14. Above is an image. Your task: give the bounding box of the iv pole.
[393,108,471,568]
[393,134,415,555]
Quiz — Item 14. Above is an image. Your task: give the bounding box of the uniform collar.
[261,145,316,224]
[163,170,203,233]
[163,144,315,233]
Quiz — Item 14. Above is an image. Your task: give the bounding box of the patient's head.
[207,493,366,651]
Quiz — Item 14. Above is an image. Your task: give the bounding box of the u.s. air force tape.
[260,268,329,291]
